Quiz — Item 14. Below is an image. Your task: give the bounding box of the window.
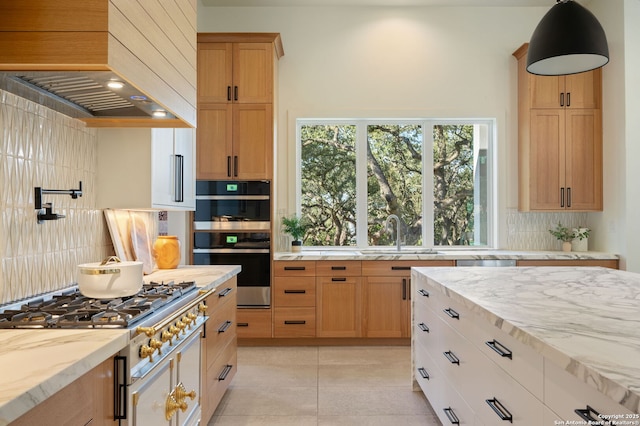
[298,119,494,249]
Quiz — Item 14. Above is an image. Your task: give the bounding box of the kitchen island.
[412,266,640,425]
[0,265,240,426]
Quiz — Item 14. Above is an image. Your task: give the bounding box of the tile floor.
[208,346,442,425]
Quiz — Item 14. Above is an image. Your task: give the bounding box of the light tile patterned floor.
[208,346,442,425]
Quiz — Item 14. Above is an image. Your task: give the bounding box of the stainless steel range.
[0,280,210,426]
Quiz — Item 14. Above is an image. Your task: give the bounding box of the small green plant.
[573,226,591,241]
[548,223,590,242]
[281,214,308,242]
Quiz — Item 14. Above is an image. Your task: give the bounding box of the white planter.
[571,228,589,252]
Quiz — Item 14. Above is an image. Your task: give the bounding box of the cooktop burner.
[0,280,196,329]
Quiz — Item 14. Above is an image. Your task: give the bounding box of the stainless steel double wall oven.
[192,180,271,307]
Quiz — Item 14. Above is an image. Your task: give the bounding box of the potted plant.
[281,214,308,252]
[548,222,574,252]
[571,226,591,252]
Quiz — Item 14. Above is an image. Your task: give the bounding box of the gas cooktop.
[0,281,197,329]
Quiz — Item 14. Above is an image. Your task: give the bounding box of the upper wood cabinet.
[197,33,283,180]
[513,43,603,212]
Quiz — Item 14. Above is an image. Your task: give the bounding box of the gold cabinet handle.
[174,382,197,402]
[165,393,187,420]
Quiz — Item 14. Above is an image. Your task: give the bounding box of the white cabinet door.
[152,128,176,208]
[173,128,196,210]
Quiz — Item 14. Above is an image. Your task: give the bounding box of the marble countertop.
[0,265,240,426]
[413,266,640,413]
[275,249,618,261]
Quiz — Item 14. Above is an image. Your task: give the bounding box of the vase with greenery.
[281,214,308,252]
[571,226,591,252]
[549,222,590,252]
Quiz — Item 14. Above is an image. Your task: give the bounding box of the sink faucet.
[384,214,402,251]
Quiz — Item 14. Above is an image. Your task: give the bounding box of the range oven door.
[193,231,270,308]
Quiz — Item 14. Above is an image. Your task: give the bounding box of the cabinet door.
[233,43,274,103]
[198,42,233,103]
[530,75,564,109]
[528,109,566,210]
[316,276,362,337]
[152,128,175,207]
[363,275,409,338]
[196,104,233,180]
[174,128,196,209]
[564,109,602,211]
[530,70,600,109]
[233,104,273,179]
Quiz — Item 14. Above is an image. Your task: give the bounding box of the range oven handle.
[192,248,270,254]
[195,195,270,200]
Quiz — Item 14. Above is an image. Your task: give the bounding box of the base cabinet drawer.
[203,337,237,420]
[273,276,316,307]
[237,308,272,338]
[274,307,316,337]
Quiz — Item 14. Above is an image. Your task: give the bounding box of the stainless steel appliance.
[0,281,211,426]
[193,181,271,308]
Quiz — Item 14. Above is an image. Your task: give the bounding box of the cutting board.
[104,209,134,261]
[130,211,156,274]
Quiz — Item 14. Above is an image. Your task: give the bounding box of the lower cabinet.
[237,308,273,338]
[201,276,238,423]
[11,356,118,426]
[316,261,362,338]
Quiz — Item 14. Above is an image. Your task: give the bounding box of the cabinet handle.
[486,398,513,423]
[560,92,565,107]
[575,405,602,422]
[486,340,513,359]
[284,289,306,294]
[567,187,572,208]
[443,407,460,425]
[233,156,238,177]
[173,154,184,202]
[219,287,232,297]
[560,187,565,207]
[391,266,411,270]
[284,266,306,271]
[114,356,127,420]
[218,364,233,381]
[227,156,232,177]
[331,266,346,270]
[227,86,232,101]
[443,308,459,319]
[418,289,430,297]
[284,320,306,325]
[332,277,347,282]
[567,92,571,107]
[217,320,232,333]
[402,278,407,300]
[418,322,429,333]
[417,367,430,380]
[237,322,249,327]
[443,350,460,365]
[234,86,238,101]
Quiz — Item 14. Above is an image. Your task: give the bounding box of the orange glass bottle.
[153,236,181,269]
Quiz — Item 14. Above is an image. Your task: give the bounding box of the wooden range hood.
[0,0,196,128]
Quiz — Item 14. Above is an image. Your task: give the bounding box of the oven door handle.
[192,248,270,254]
[195,195,270,201]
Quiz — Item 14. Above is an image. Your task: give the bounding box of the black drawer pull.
[486,398,513,423]
[331,266,346,270]
[284,266,306,271]
[391,266,411,270]
[284,289,306,294]
[418,322,430,333]
[217,320,232,333]
[417,367,429,380]
[486,340,513,359]
[443,407,460,425]
[443,308,459,319]
[332,277,347,282]
[218,287,232,297]
[443,351,460,365]
[284,320,306,325]
[237,322,249,327]
[402,278,407,300]
[418,289,429,297]
[218,364,233,381]
[575,405,602,422]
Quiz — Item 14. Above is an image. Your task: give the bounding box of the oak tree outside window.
[297,119,494,249]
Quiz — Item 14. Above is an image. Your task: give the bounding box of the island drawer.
[544,359,635,423]
[273,276,316,307]
[274,261,316,276]
[414,340,443,413]
[273,307,316,337]
[316,260,361,276]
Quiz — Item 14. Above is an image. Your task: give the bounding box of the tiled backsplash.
[506,208,588,251]
[1,90,111,305]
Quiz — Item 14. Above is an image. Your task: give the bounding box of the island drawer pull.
[218,320,232,333]
[218,287,232,297]
[417,367,430,380]
[486,340,513,359]
[443,308,460,319]
[575,405,602,422]
[443,351,460,365]
[218,364,233,381]
[284,289,306,294]
[237,322,249,327]
[284,320,306,325]
[284,266,306,271]
[418,289,430,297]
[443,407,460,425]
[332,277,347,282]
[418,322,430,333]
[486,398,513,423]
[331,266,346,270]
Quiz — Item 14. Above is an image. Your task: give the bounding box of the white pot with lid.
[77,256,143,298]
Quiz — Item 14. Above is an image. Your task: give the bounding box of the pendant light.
[526,0,609,76]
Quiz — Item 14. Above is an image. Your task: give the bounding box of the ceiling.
[200,0,590,7]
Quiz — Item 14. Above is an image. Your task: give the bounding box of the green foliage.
[281,214,308,242]
[548,222,590,242]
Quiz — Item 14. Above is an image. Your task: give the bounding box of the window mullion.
[355,121,368,247]
[423,120,435,248]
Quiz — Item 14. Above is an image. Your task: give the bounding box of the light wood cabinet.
[196,33,283,180]
[514,43,603,212]
[201,277,238,423]
[516,259,618,269]
[316,261,362,338]
[272,261,316,338]
[237,308,273,338]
